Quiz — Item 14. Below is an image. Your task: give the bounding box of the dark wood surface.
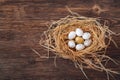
[0,0,120,80]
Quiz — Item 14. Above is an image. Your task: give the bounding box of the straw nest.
[39,11,119,79]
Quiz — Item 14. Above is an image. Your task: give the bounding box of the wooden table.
[0,0,120,80]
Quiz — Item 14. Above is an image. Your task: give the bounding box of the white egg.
[75,28,83,36]
[75,44,85,50]
[68,40,75,48]
[84,39,92,46]
[82,32,91,39]
[68,31,76,39]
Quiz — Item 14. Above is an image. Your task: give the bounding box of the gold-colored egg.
[75,37,84,44]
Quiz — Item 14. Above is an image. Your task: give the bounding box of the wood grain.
[0,0,120,80]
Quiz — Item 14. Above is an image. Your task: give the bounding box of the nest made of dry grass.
[38,10,119,80]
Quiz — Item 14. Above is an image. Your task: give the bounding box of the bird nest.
[39,12,119,79]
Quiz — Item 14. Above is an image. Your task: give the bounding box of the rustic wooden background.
[0,0,120,80]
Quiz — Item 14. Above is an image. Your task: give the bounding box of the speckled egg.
[75,44,85,50]
[84,39,92,46]
[68,40,75,48]
[75,36,84,44]
[68,31,76,39]
[82,32,91,39]
[75,28,83,36]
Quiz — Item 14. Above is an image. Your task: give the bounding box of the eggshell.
[75,44,85,50]
[68,31,76,39]
[82,32,91,39]
[84,39,92,46]
[68,40,75,48]
[75,28,83,36]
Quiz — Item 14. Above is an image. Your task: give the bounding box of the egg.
[84,39,92,46]
[75,36,84,44]
[75,28,83,36]
[68,31,76,39]
[82,32,91,39]
[75,44,85,50]
[68,40,75,48]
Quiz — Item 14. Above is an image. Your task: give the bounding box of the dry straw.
[38,8,119,80]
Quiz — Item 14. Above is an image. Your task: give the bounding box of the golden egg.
[75,37,84,44]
